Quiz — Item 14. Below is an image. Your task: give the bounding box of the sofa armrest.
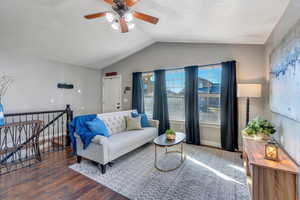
[149,119,159,129]
[74,133,108,145]
[92,135,108,145]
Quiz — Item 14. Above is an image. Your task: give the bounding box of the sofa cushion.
[107,127,157,158]
[98,114,127,135]
[97,111,139,135]
[126,116,142,131]
[131,112,151,128]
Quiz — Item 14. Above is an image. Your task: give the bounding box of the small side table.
[153,132,186,172]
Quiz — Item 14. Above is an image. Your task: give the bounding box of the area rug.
[69,143,250,200]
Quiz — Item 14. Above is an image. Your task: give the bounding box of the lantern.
[265,140,279,161]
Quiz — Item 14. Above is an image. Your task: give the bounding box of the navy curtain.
[153,70,170,135]
[132,72,145,114]
[185,66,200,145]
[220,61,238,152]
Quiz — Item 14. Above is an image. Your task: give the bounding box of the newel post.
[66,104,73,146]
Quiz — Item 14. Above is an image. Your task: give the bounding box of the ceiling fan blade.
[84,12,107,19]
[119,17,129,33]
[132,11,159,24]
[125,0,141,7]
[103,0,114,4]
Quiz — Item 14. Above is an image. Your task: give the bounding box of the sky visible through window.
[165,66,222,93]
[143,65,221,123]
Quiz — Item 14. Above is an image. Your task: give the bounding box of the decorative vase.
[0,103,4,126]
[242,131,269,141]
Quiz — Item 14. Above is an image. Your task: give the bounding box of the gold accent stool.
[153,132,186,172]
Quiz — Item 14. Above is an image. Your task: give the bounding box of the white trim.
[169,120,220,128]
[102,75,122,113]
[199,122,220,128]
[201,140,221,148]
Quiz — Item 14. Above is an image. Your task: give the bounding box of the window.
[166,70,185,121]
[198,66,222,124]
[142,72,154,117]
[141,65,221,124]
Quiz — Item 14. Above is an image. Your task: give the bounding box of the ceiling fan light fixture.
[128,23,135,30]
[111,22,119,30]
[106,12,115,22]
[124,12,133,22]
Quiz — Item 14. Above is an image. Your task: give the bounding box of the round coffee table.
[153,132,186,172]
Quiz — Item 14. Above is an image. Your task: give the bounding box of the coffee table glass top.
[153,132,186,147]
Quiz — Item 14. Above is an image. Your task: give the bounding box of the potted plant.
[242,117,276,140]
[166,129,176,140]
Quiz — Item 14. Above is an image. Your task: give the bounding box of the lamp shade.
[237,84,261,98]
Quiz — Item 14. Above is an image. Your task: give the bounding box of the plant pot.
[242,132,270,141]
[166,134,176,140]
[0,103,4,126]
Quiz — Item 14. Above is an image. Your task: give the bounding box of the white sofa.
[75,110,159,173]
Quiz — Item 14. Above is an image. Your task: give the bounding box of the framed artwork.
[270,20,300,122]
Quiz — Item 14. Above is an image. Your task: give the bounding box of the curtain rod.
[141,62,222,74]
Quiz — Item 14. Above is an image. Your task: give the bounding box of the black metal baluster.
[17,119,22,164]
[57,113,60,151]
[42,114,45,153]
[25,115,28,160]
[37,114,40,155]
[11,117,15,162]
[62,114,64,150]
[48,113,50,152]
[52,112,55,152]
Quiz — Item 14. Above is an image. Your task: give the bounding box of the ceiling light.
[124,13,133,22]
[106,12,115,22]
[111,22,119,30]
[128,23,135,30]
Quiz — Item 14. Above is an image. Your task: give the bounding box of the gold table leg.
[154,142,186,172]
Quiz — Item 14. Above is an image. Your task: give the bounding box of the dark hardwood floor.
[0,148,128,200]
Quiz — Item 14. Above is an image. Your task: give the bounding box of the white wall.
[265,0,300,164]
[103,42,266,147]
[0,51,102,115]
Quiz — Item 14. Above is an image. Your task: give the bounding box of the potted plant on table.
[242,117,276,140]
[166,129,176,140]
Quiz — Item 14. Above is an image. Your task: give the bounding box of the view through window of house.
[198,66,222,123]
[142,65,221,124]
[142,72,154,117]
[166,70,185,121]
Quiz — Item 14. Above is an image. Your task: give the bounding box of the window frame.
[141,65,221,125]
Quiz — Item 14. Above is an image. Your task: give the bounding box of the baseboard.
[201,140,221,148]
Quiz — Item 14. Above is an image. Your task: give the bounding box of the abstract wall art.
[270,20,300,122]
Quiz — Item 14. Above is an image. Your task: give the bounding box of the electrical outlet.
[280,135,284,144]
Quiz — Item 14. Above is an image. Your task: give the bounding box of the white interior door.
[102,76,122,113]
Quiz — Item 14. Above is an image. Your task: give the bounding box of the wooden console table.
[243,137,299,200]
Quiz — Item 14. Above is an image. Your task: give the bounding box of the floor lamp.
[237,84,262,126]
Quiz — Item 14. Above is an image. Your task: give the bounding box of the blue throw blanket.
[69,114,97,154]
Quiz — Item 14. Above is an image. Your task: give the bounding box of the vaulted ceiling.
[0,0,289,69]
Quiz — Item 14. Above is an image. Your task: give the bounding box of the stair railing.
[0,105,73,175]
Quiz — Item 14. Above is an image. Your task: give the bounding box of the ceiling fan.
[84,0,159,33]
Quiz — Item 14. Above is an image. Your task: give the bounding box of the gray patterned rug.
[69,143,250,200]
